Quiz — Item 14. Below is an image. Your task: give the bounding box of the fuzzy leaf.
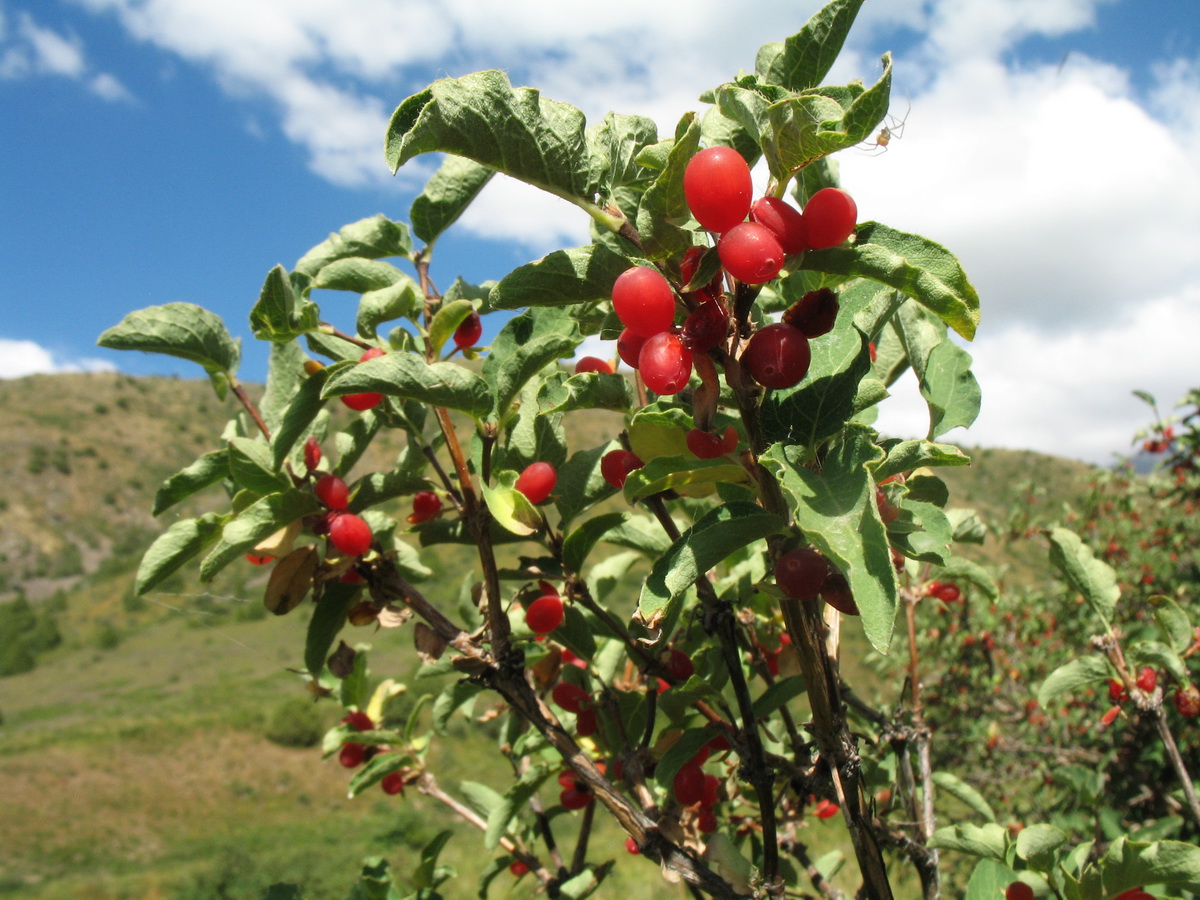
[1037,656,1112,707]
[250,265,320,343]
[323,352,492,419]
[1047,527,1120,627]
[98,303,240,394]
[153,450,228,516]
[489,244,631,310]
[134,513,225,595]
[294,215,412,276]
[411,155,495,246]
[756,0,865,91]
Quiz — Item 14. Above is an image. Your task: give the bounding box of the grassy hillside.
[0,372,1102,900]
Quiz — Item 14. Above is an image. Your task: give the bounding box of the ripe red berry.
[1004,882,1034,900]
[933,582,961,604]
[664,648,695,682]
[328,512,373,557]
[717,222,785,284]
[551,681,590,714]
[601,448,644,490]
[681,298,729,353]
[701,774,720,806]
[612,267,677,338]
[814,799,839,820]
[638,332,693,395]
[774,547,830,602]
[803,188,857,249]
[453,311,482,349]
[341,347,387,412]
[407,490,443,525]
[515,461,557,505]
[673,761,706,806]
[749,196,808,254]
[1114,889,1154,900]
[820,572,860,616]
[560,785,592,810]
[783,287,838,338]
[509,860,529,877]
[684,146,753,233]
[1109,678,1127,703]
[1175,683,1200,718]
[339,743,366,768]
[342,710,374,732]
[245,554,274,566]
[742,323,811,390]
[687,425,737,459]
[575,356,614,375]
[561,648,588,670]
[381,772,405,795]
[1101,705,1122,727]
[624,836,640,855]
[617,328,648,370]
[526,594,565,634]
[315,474,351,511]
[1136,667,1157,693]
[575,708,599,737]
[303,436,322,472]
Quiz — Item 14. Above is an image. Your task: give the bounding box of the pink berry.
[303,436,322,472]
[515,461,557,505]
[775,548,830,602]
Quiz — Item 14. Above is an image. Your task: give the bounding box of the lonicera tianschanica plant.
[98,1,1200,897]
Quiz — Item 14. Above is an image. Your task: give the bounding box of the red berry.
[601,448,644,490]
[407,490,443,525]
[1136,667,1157,693]
[742,323,810,389]
[560,785,592,810]
[1109,678,1127,702]
[774,548,830,602]
[328,512,373,557]
[783,287,838,338]
[551,682,590,714]
[453,311,482,349]
[1101,705,1122,727]
[701,774,720,806]
[315,474,351,511]
[515,461,557,505]
[933,583,961,604]
[381,772,405,795]
[341,348,387,412]
[1175,683,1200,718]
[339,743,366,768]
[303,436,322,472]
[558,769,580,789]
[683,146,753,233]
[664,648,695,682]
[749,196,808,254]
[526,594,564,634]
[509,860,529,877]
[612,267,677,338]
[245,554,274,566]
[638,332,693,396]
[673,761,706,806]
[342,710,374,732]
[697,806,719,833]
[624,836,640,855]
[681,298,729,353]
[820,572,859,616]
[617,328,648,369]
[1004,882,1034,900]
[575,708,599,737]
[803,188,857,249]
[717,222,785,284]
[814,799,839,820]
[1115,890,1154,900]
[575,356,614,375]
[561,648,588,670]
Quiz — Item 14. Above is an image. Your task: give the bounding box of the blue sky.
[2,0,1198,464]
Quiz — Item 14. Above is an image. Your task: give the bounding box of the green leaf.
[333,409,382,478]
[428,299,477,359]
[261,885,303,900]
[271,368,330,471]
[557,868,604,900]
[804,222,981,340]
[587,111,659,193]
[489,244,631,310]
[227,437,290,495]
[760,428,898,652]
[928,823,1008,863]
[357,276,423,340]
[348,749,416,798]
[153,450,228,516]
[433,682,482,734]
[562,512,631,575]
[932,771,995,823]
[483,308,580,415]
[294,215,412,277]
[485,766,550,849]
[964,861,1023,900]
[480,477,542,537]
[637,501,784,629]
[458,781,503,820]
[1079,837,1200,898]
[919,339,981,439]
[756,0,865,91]
[538,371,637,415]
[97,302,240,392]
[304,581,361,680]
[1152,596,1193,653]
[314,258,406,294]
[134,513,225,595]
[250,265,320,343]
[387,71,595,207]
[760,326,873,449]
[201,490,321,582]
[323,352,492,419]
[350,469,431,513]
[1037,656,1112,707]
[1128,639,1189,683]
[411,832,455,891]
[1046,527,1120,627]
[260,341,307,434]
[752,676,807,718]
[1015,824,1068,871]
[411,156,495,246]
[552,442,624,529]
[622,456,752,503]
[873,440,970,482]
[635,113,701,261]
[933,558,999,601]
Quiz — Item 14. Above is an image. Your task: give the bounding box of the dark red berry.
[803,188,857,249]
[783,288,838,338]
[526,594,564,634]
[673,761,706,806]
[575,708,599,737]
[551,682,590,714]
[601,448,644,489]
[575,356,614,375]
[638,332,693,396]
[697,806,719,834]
[820,571,859,616]
[701,774,720,806]
[612,267,677,337]
[687,425,738,460]
[381,772,405,795]
[664,648,695,682]
[742,323,811,389]
[339,742,366,768]
[749,196,808,254]
[1176,683,1200,717]
[560,785,592,810]
[1004,882,1034,900]
[315,474,351,510]
[932,582,961,604]
[681,298,729,353]
[341,348,386,412]
[515,461,557,505]
[407,490,443,525]
[717,222,785,284]
[342,710,374,732]
[1109,678,1127,702]
[684,146,753,233]
[509,860,529,877]
[774,547,830,602]
[453,311,482,349]
[303,436,322,472]
[328,512,373,557]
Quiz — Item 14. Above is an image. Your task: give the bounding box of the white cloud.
[19,12,86,76]
[0,339,117,379]
[0,7,133,100]
[89,70,133,101]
